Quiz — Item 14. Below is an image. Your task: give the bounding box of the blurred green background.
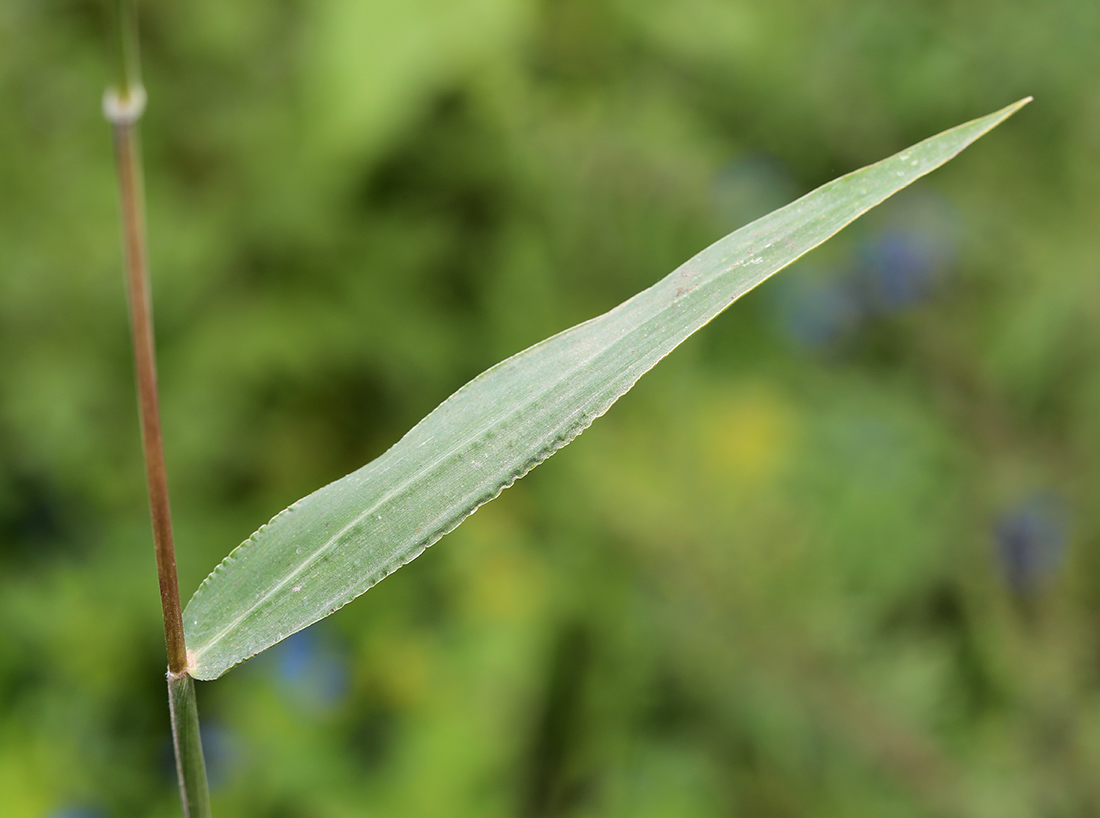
[3,0,1099,816]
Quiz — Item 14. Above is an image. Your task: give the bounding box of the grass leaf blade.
[184,98,1029,680]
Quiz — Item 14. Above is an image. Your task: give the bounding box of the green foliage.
[184,101,1026,681]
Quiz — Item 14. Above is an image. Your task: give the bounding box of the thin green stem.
[169,672,212,818]
[111,0,141,103]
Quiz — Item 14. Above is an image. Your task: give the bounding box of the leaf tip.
[1001,96,1033,118]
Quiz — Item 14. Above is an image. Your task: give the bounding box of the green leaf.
[183,98,1030,680]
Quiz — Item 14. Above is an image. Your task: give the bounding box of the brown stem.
[106,87,188,675]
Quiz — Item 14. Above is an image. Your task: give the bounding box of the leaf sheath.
[168,672,211,818]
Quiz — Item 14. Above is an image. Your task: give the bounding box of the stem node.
[103,85,147,125]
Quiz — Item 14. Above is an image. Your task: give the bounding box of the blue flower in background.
[994,492,1071,594]
[771,191,962,354]
[274,628,350,711]
[855,229,939,308]
[852,192,958,313]
[773,267,863,351]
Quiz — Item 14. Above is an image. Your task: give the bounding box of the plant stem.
[106,84,188,676]
[169,671,212,818]
[106,2,212,814]
[110,0,141,100]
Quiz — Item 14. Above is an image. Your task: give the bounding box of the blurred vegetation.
[2,1,1099,816]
